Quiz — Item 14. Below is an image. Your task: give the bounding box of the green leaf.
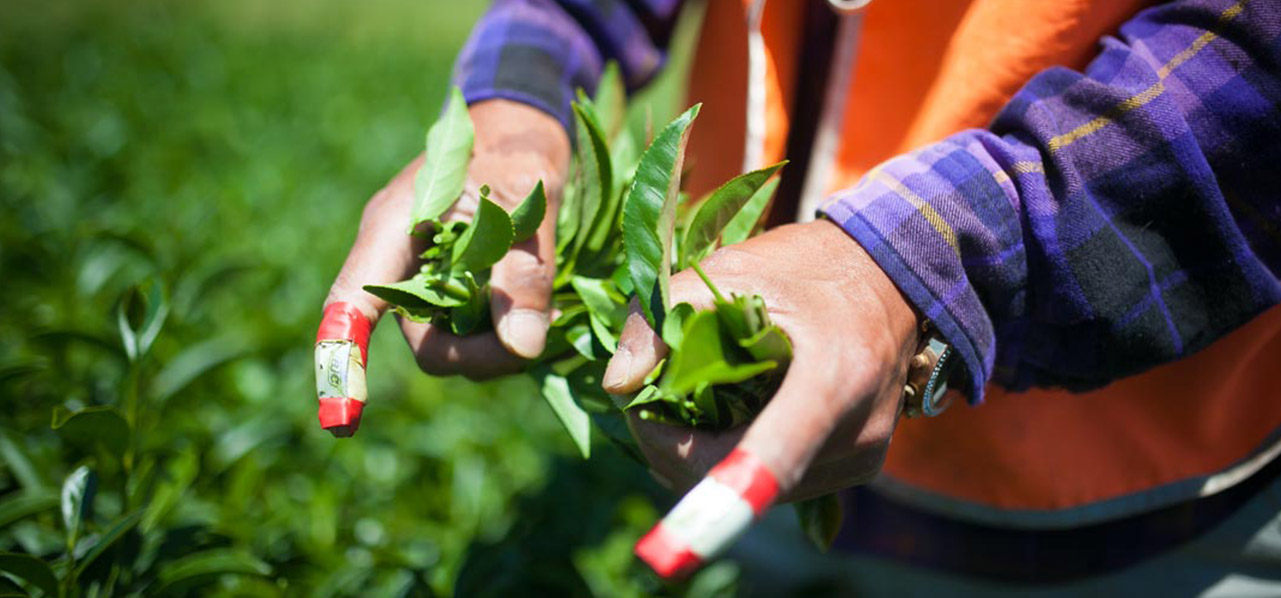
[593,61,627,140]
[570,98,613,258]
[661,303,696,348]
[569,276,626,353]
[738,325,792,363]
[150,335,251,404]
[74,509,143,577]
[538,372,591,459]
[795,493,844,552]
[412,86,474,227]
[721,176,781,247]
[117,280,168,362]
[660,310,775,397]
[623,385,663,410]
[447,272,489,336]
[141,449,199,533]
[155,548,271,594]
[510,180,547,243]
[0,491,57,529]
[60,465,95,549]
[451,197,514,273]
[681,161,786,266]
[364,276,466,310]
[51,406,129,460]
[0,576,26,597]
[0,432,46,491]
[0,552,57,598]
[623,104,701,330]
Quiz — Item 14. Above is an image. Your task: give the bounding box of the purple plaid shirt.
[455,0,1281,402]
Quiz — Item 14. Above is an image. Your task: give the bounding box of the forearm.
[452,0,683,131]
[822,0,1281,401]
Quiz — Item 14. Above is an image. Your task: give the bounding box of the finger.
[488,183,557,359]
[317,156,425,437]
[630,418,743,492]
[399,318,526,380]
[602,266,724,394]
[634,342,854,579]
[602,301,668,394]
[324,154,427,323]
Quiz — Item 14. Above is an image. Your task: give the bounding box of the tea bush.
[0,1,742,595]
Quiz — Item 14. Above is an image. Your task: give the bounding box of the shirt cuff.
[819,138,1021,404]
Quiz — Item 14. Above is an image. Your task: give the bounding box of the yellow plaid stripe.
[1047,0,1249,153]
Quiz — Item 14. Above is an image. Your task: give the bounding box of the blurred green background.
[0,0,764,595]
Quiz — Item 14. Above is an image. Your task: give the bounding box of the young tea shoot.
[353,70,841,548]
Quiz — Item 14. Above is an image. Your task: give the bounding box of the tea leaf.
[155,548,271,594]
[661,302,696,348]
[117,281,169,362]
[738,325,792,363]
[681,161,786,266]
[570,98,613,258]
[538,372,591,459]
[364,277,466,310]
[74,509,143,577]
[659,310,776,397]
[51,406,130,460]
[151,335,251,405]
[0,431,46,491]
[623,104,700,330]
[412,86,474,227]
[61,465,95,549]
[0,492,57,529]
[795,493,844,552]
[569,276,626,352]
[451,197,514,273]
[593,62,626,140]
[510,181,547,243]
[141,449,199,533]
[721,176,781,247]
[447,272,489,336]
[0,552,57,598]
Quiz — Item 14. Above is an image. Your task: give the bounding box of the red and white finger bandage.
[315,302,372,438]
[635,448,779,580]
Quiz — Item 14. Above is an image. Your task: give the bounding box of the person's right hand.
[324,99,571,379]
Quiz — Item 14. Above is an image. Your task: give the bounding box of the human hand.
[324,99,570,380]
[602,219,921,501]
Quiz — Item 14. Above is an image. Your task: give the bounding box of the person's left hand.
[601,219,921,501]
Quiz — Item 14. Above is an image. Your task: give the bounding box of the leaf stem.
[690,263,727,304]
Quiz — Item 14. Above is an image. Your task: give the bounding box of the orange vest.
[684,0,1281,527]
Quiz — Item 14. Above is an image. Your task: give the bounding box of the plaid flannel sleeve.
[452,0,682,132]
[821,0,1281,402]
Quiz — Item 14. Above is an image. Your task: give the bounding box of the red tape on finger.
[635,448,780,579]
[315,302,372,437]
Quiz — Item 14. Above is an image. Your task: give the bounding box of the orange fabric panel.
[883,305,1281,510]
[685,0,803,199]
[758,0,804,169]
[685,0,749,199]
[683,0,1281,513]
[827,0,1155,195]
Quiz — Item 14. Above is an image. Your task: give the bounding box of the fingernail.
[500,309,548,359]
[602,346,634,392]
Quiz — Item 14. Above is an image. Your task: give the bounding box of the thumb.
[602,301,669,394]
[488,184,557,360]
[634,346,848,579]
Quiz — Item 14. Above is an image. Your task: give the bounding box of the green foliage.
[681,161,787,268]
[0,2,720,595]
[623,104,701,331]
[412,86,474,228]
